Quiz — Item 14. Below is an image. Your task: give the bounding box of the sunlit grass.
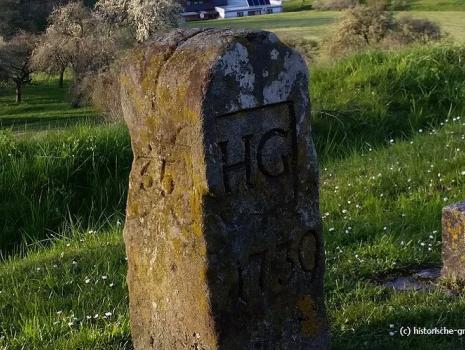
[185,10,465,43]
[0,74,100,133]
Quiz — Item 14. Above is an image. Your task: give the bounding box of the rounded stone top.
[120,28,310,158]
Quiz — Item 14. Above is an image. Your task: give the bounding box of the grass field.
[393,0,465,11]
[283,0,465,11]
[0,123,131,255]
[4,120,465,348]
[0,75,99,134]
[2,44,465,348]
[186,10,465,42]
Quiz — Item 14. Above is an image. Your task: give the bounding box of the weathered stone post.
[442,201,465,281]
[120,28,329,350]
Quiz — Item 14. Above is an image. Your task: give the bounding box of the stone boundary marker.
[442,201,465,281]
[120,28,329,350]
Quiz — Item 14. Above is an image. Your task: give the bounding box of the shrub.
[324,6,395,56]
[365,0,388,10]
[394,16,443,45]
[282,38,319,63]
[87,67,124,122]
[324,6,443,57]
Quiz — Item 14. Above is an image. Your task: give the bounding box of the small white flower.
[101,275,108,280]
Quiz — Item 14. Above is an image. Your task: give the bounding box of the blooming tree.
[0,32,37,103]
[96,0,182,41]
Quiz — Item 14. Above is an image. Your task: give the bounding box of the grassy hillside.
[2,45,465,348]
[186,10,465,42]
[401,0,465,11]
[312,45,465,158]
[283,0,313,12]
[283,0,465,12]
[186,10,338,41]
[2,45,464,256]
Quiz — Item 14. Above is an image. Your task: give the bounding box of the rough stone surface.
[120,28,329,350]
[442,201,465,281]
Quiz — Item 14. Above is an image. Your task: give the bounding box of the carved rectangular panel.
[215,103,297,196]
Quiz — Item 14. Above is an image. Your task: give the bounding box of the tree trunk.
[15,82,22,104]
[59,67,65,88]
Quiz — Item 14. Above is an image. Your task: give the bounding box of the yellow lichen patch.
[161,174,174,195]
[127,201,140,219]
[142,175,154,189]
[444,210,465,252]
[297,295,321,337]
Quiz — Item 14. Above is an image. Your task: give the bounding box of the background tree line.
[0,0,181,110]
[0,0,444,115]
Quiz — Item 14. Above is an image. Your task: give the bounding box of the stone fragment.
[442,201,465,281]
[121,28,329,350]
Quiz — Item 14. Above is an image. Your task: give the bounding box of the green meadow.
[283,0,465,12]
[186,10,465,42]
[0,75,99,135]
[2,2,465,349]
